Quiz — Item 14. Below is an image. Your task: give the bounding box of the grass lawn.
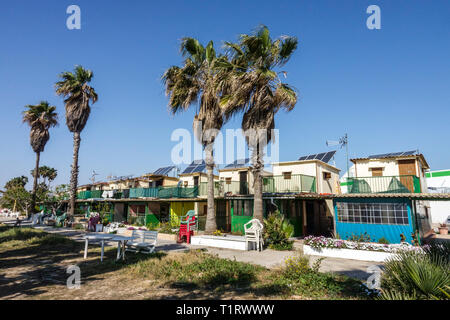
[0,225,368,300]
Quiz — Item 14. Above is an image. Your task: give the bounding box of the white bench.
[125,230,158,254]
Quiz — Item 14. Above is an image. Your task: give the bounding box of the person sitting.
[14,217,22,227]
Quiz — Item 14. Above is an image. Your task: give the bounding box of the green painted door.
[231,199,253,235]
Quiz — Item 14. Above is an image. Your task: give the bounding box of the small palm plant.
[22,102,58,214]
[55,65,98,218]
[379,242,450,300]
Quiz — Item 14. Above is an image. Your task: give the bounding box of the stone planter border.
[191,235,247,251]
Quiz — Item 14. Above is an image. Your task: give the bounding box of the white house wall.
[272,162,317,176]
[426,170,450,226]
[353,159,400,177]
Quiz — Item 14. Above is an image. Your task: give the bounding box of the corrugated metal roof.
[333,193,450,200]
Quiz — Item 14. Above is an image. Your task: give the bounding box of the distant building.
[426,169,450,227]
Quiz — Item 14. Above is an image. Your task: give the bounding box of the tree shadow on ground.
[0,227,167,299]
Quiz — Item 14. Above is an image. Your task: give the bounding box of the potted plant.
[438,223,448,235]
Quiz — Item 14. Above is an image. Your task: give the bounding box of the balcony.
[157,186,199,198]
[346,175,421,194]
[77,186,200,200]
[129,187,159,198]
[199,181,250,197]
[263,174,316,194]
[199,182,222,197]
[77,190,103,199]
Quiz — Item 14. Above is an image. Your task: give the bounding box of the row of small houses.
[69,151,450,244]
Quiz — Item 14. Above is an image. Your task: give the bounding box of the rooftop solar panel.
[182,160,206,174]
[298,151,336,164]
[315,153,327,161]
[322,151,336,163]
[192,164,206,173]
[224,158,250,169]
[368,150,417,159]
[153,166,176,176]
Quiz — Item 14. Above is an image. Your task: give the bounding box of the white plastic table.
[83,234,114,262]
[110,235,136,261]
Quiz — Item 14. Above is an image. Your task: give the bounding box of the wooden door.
[398,160,416,192]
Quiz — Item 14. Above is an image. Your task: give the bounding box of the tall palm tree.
[22,102,58,214]
[221,26,298,222]
[55,66,98,217]
[163,38,228,233]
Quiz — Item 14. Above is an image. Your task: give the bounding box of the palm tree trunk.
[30,151,40,215]
[204,144,217,234]
[252,145,264,223]
[69,132,81,218]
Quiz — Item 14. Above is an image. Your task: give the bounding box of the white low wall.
[303,245,394,262]
[191,235,247,251]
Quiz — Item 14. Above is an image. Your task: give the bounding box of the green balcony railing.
[77,190,91,199]
[223,181,249,195]
[157,186,199,199]
[76,190,109,199]
[263,174,316,193]
[346,175,421,194]
[129,187,159,198]
[199,182,222,197]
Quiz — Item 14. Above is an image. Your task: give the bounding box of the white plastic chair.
[244,219,264,251]
[126,230,158,254]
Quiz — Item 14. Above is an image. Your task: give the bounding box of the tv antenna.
[326,133,350,177]
[90,170,100,184]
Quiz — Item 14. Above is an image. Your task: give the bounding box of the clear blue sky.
[0,0,449,188]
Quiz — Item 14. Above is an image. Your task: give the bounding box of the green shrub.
[146,222,160,230]
[380,249,450,300]
[276,253,360,298]
[159,222,177,234]
[263,211,294,251]
[182,256,260,287]
[283,255,311,278]
[348,232,372,243]
[73,223,85,230]
[378,237,390,244]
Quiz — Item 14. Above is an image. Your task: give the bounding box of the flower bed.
[304,236,424,254]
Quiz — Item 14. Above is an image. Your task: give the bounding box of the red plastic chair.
[177,213,196,244]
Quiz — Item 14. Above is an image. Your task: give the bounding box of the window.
[323,172,331,180]
[232,200,253,216]
[337,202,409,225]
[226,177,232,185]
[370,167,383,177]
[283,172,292,180]
[130,205,146,215]
[233,200,243,216]
[184,181,188,187]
